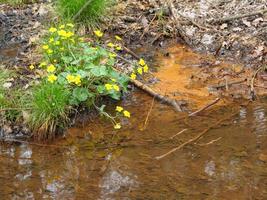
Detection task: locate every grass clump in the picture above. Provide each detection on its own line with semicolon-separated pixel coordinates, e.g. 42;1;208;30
56;0;112;24
28;82;71;140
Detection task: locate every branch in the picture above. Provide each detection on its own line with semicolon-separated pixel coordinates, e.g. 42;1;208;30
211;8;267;24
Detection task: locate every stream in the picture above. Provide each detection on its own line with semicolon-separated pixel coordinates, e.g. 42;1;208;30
0;45;267;199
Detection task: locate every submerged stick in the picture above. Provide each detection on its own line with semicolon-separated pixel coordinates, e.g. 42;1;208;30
155;111;238;160
142;97;155;130
189;98;220;117
169;129;187;139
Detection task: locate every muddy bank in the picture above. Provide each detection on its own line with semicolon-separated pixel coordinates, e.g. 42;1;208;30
108;0;266;66
0;1;52;66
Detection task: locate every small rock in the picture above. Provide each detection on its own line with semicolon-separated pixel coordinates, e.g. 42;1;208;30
2;82;12;88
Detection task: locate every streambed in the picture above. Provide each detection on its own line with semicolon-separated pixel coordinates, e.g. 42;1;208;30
0;44;267;199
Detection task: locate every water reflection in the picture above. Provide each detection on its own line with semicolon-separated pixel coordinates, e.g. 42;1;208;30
0;97;267;199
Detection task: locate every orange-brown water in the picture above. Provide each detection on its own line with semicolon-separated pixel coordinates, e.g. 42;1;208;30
0;45;267;199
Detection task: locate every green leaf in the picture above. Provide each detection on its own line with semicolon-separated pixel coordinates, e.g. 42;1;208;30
73;88;90;102
62;56;73;63
91;66;107;77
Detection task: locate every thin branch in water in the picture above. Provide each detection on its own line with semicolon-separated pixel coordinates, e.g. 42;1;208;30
169;129;187;140
197;137;222;146
155;111;238;160
189;98;220;117
142;97;155;130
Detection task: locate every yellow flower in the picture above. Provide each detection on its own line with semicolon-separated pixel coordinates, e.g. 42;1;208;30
53;59;57;63
66;23;74;27
47;74;57;83
79;37;84;42
109;53;117;59
123;110;131;118
60;47;65;51
65;31;74;38
59;25;65;29
139;58;146;66
94;30;103;38
39;62;46;67
111;78;116;82
66;74;75;83
42;45;49;50
143;64;149;73
29;64;34;70
105;83;113;91
116;106;123;112
74;75;81;85
113;84;120;91
115;45;122;51
55;41;60;46
58;30;67;37
47;64;56;73
49;27;57;33
130;73;136;80
114;123;121;129
107;42;115;48
47;49;53;54
115;35;122;41
49;38;54;43
137;67;143;75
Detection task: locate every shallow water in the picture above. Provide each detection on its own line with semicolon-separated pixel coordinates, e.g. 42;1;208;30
0;46;267;199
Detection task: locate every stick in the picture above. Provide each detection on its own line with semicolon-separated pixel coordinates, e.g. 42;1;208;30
73;0;93;21
250;66;263;100
131;78;182;112
123;46;140;60
189;98;220;117
169;129;187;139
155;111;238;160
197;137;222;146
211;9;267;24
210;79;247;89
142;97;155;130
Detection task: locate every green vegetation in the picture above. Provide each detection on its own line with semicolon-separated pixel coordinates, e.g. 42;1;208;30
57;0;112;24
28;82;71;140
0;23;150;140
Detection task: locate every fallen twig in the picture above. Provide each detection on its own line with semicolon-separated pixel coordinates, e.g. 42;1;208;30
131;78;182;112
197;137;222;146
211;8;267;24
155;111;238;160
210;79;247;89
250;66;264;100
189;98;220;117
169;129;187;140
142;97;155;130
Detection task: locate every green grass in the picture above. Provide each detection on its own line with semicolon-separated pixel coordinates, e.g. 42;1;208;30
56;0;113;24
28;82;71;140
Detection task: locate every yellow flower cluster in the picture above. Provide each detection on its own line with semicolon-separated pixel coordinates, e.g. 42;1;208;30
115;106;131;118
66;74;82;86
105;83;120;92
130;58;149;80
48;74;57;83
94;30;103;38
47;64;56;73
